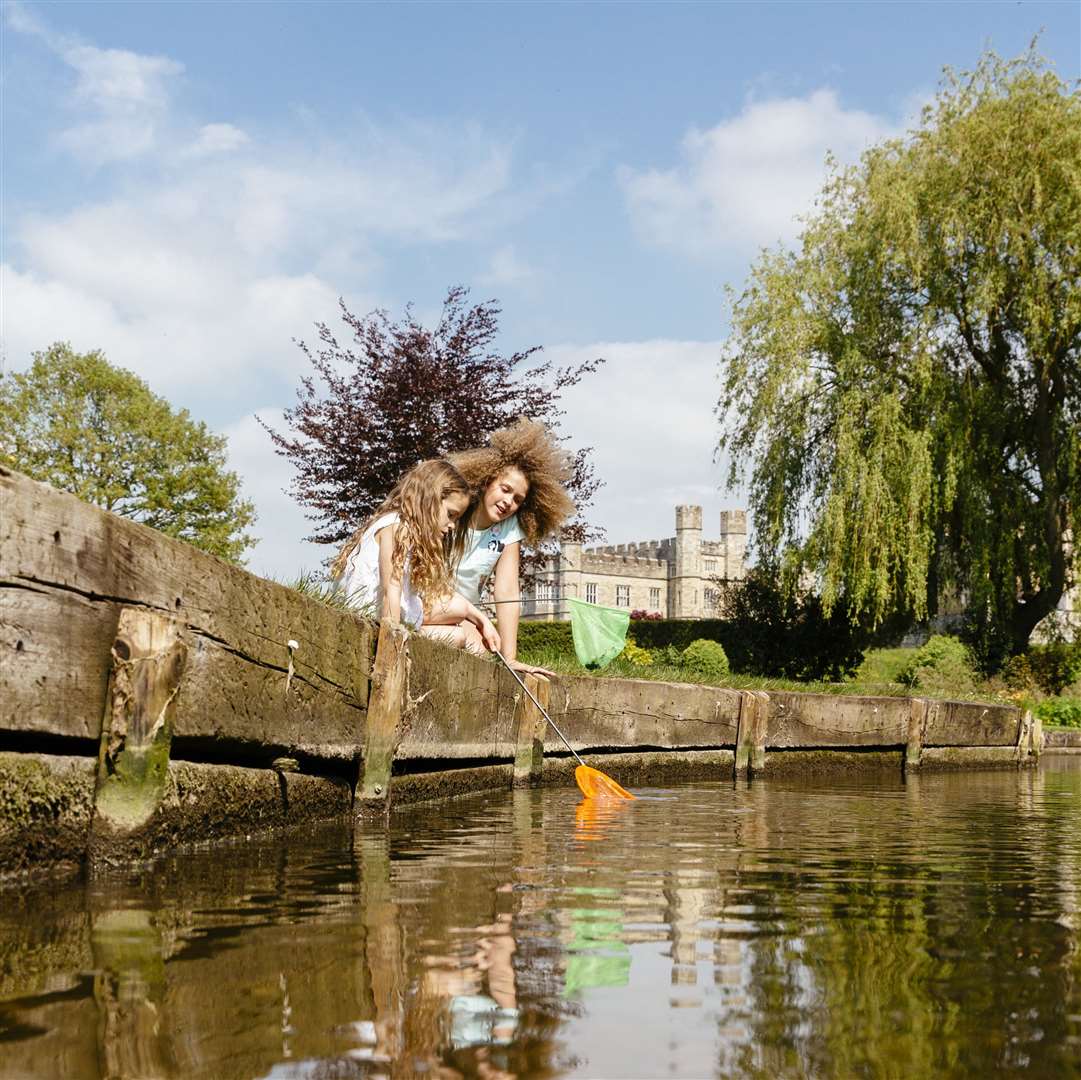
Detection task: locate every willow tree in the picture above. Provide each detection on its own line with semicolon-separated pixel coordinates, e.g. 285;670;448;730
719;48;1080;664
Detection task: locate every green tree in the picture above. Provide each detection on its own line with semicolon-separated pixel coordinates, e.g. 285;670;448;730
719;47;1080;665
0;343;256;563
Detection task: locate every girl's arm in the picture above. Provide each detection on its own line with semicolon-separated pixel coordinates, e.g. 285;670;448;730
426;592;501;653
376;524;403;622
493;542;555;677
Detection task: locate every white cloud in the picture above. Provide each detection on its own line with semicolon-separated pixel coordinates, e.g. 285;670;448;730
224;411;329;578
185;122;251;158
9;3;186;166
546;339;740;548
2;10;528;581
621;89;897;255
479;245;536;287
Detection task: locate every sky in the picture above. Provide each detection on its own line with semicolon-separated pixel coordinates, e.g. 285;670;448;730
3;0;1078;578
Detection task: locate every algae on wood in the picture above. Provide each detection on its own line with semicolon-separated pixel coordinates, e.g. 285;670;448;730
358;620;408;811
90;607;187;856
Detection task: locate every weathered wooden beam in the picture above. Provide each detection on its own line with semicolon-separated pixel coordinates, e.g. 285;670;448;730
766;692;909;747
923;700;1020;746
357;620;409;812
735;691;755;777
513;673;549;786
2;466;372;755
89;607;187;863
401;633;518;759
552;678;742;752
1028;710;1043;759
749;690;769;773
906;698;928;771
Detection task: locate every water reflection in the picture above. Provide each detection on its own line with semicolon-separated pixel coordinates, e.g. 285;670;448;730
0;761;1077;1077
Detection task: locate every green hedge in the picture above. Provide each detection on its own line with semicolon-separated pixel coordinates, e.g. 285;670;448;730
517;621;574;654
517;618;734;659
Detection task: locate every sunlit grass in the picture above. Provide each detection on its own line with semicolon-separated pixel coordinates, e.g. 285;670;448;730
518;643;1016;703
277;571;376;617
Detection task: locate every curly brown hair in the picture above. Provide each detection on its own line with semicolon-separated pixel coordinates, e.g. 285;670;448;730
449;418;575;544
330;459;472;605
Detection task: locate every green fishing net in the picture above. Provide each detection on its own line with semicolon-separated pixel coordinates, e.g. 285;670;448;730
567;597;630;669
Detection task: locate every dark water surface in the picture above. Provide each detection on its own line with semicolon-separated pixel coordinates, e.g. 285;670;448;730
1;761;1079;1079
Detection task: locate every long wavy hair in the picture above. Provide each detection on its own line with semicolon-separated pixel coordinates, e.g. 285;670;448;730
331;459;472;604
448;418;575;544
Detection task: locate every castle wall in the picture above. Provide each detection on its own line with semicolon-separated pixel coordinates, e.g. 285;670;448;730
525;505;748;621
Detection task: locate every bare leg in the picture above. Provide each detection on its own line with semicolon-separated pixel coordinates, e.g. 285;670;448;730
458;621;487;656
420;624;466;648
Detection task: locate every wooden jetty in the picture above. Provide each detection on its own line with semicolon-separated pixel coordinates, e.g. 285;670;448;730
0;467;1042;880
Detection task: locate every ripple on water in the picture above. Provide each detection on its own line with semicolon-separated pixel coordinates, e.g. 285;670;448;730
0;761;1079;1078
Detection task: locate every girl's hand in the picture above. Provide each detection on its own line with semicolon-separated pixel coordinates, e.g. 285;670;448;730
478;615;501;654
509;659;556;679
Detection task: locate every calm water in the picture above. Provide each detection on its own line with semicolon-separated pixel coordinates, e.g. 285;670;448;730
1;761;1079;1079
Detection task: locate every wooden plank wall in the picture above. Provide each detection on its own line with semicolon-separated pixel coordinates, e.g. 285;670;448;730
1;468;371;761
2;467;1027;774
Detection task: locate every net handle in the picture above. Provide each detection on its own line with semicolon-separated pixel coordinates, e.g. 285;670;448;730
495;651;587;769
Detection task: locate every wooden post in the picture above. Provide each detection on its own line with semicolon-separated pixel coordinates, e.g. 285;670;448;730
734;691;754;777
906;697;927;772
749;690;769;774
512;673;549;786
736;691;768;776
1026;709;1043;762
357;832;404;1062
1015;708;1032;765
91;908;169;1078
89;607;187;863
357;620;408;813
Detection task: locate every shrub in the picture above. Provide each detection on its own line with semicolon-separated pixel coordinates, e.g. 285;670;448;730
619;638;653;666
630;609;663;620
898;635;979;695
682;639;730;682
719;568;866;681
1035;697;1081;729
1003;643;1081;696
650;644;685;668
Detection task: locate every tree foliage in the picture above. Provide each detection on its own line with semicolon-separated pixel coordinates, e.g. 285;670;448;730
719;47;1080;663
262;286;604;548
0;343;256;563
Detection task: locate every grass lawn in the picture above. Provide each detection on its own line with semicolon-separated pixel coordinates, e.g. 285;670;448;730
515;642;1039;709
518;643;925;697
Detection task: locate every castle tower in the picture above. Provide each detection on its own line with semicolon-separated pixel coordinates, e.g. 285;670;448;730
558;532;583;609
718;510;747;580
671;505;702;618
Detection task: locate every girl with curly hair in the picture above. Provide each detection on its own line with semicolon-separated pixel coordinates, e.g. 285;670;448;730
331;459;500;653
449;418;576;674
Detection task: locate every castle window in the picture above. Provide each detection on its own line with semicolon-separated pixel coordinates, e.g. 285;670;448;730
585;582;597;604
616;585;630;607
705;587;719;609
649;587;660;609
704;559;717;575
536;580;553;601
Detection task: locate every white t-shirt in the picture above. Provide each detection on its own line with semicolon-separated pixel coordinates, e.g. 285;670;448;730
337;512;424;628
455;514;525;605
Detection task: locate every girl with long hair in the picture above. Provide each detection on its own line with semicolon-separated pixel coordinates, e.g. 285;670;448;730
332;459;499;652
449;418;576;674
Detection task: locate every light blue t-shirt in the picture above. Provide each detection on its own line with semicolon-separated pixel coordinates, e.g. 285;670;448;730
455;515;525;604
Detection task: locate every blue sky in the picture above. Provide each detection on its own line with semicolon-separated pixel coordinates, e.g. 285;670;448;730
3;1;1078;576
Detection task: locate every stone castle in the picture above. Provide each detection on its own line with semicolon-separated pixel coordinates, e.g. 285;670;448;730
524;505;747;621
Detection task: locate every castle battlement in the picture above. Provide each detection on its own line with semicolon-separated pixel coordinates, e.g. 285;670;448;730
526;506;748;620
